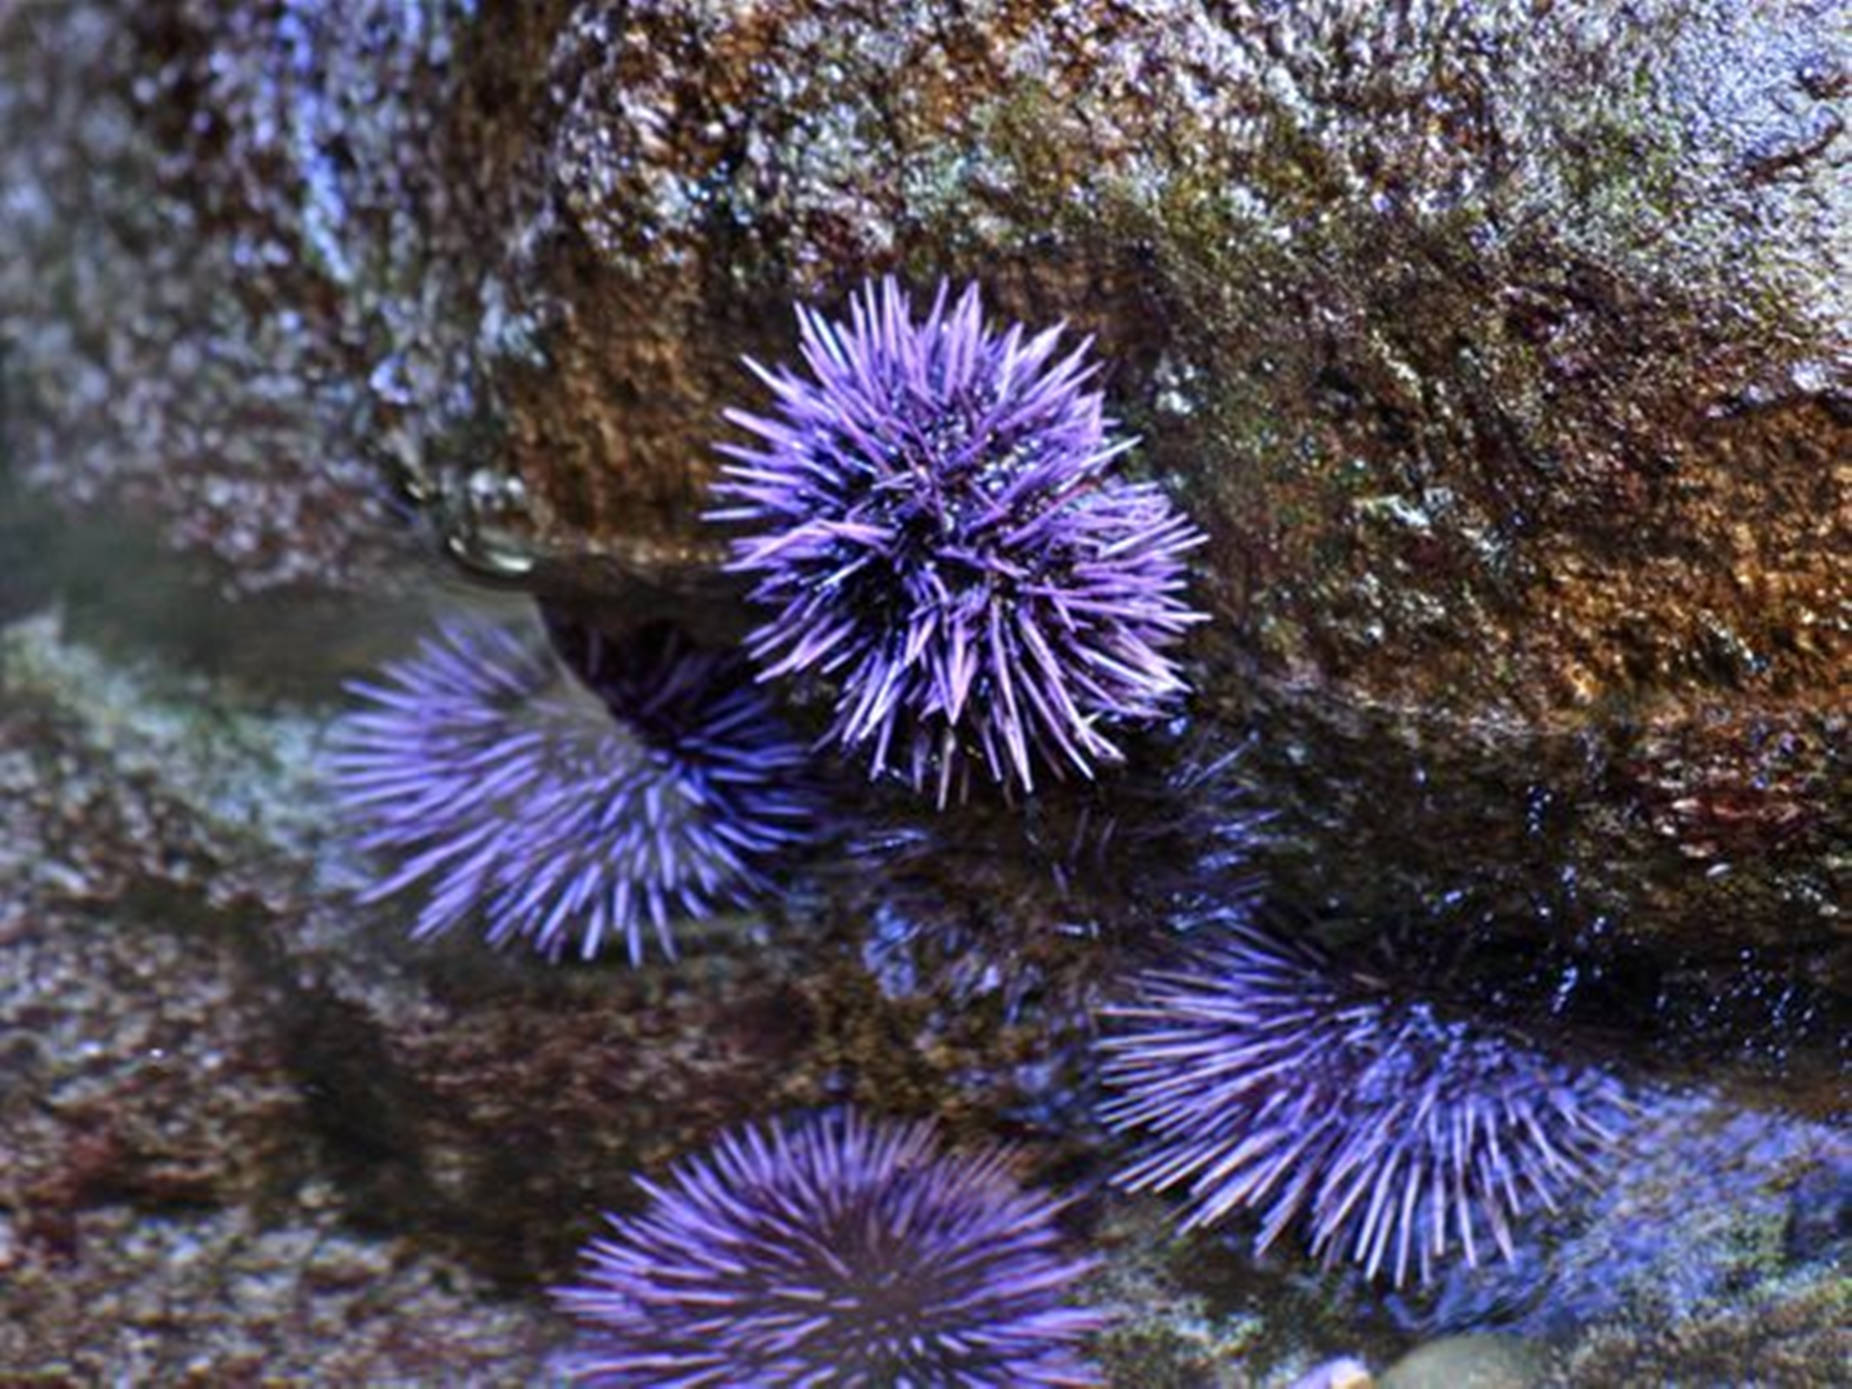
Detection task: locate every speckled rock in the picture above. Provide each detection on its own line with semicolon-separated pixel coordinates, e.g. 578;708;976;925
13;2;1843;704
3;2;1848;1384
482;0;1848;724
0;597;1077;1375
361;0;1852;982
7;0;1846;972
0;611;558;1378
526;0;1845;1023
1549;1274;1850;1389
0;1;542;595
0;1192;554;1382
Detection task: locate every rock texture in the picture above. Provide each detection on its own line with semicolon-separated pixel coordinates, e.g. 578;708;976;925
509;0;1850;720
2;0;1847;1383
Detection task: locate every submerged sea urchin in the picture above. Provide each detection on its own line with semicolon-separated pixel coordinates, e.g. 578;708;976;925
853;729;1267;1058
1099;920;1630;1287
711;277;1205;802
553;1110;1103;1386
328;614;815;963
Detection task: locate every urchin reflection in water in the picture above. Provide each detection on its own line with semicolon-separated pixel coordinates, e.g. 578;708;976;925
1100;919;1632;1287
552;1110;1104;1386
327;615;817;963
711;277;1206;803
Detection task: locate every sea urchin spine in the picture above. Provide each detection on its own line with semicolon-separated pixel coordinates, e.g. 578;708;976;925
1099;919;1630;1286
552;1109;1104;1386
710;277;1206;803
328;614;816;964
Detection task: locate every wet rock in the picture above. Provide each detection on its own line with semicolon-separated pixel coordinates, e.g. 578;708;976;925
1087;1203;1332;1389
7;1;1845;975
0;611;496;1361
1291;1356;1375;1389
2;2;1846;1383
0;1;539;596
1381;1334;1544;1389
0;1192;554;1381
471;0;1846;731
16;1;1839;716
1215;688;1849;1090
1781;1155;1852;1264
400;0;1852;984
541;1;1840;1016
0;594;1083;1373
1548;1274;1850;1389
1394;1091;1852;1386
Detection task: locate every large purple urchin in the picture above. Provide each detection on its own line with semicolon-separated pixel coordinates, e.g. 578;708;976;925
552;1110;1104;1387
327;614;816;964
1099;920;1631;1287
709;277;1206;803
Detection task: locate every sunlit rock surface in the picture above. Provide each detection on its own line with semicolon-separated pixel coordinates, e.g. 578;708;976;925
1;1;1845;1383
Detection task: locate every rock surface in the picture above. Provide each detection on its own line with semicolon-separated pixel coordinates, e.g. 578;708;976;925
1;0;1846;1383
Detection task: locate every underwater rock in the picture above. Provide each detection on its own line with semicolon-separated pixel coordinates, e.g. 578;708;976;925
0;1193;552;1380
2;2;1845;1384
1380;1334;1545;1389
1547;1274;1849;1389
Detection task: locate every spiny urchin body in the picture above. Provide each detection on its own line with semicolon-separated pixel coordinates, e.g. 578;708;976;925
1013;731;1265;903
1099;919;1631;1287
553;1110;1104;1387
854;730;1266;1049
864;727;1263;910
328;614;816;964
710;277;1206;803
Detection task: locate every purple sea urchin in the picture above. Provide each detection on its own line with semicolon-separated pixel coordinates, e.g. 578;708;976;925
1100;919;1630;1287
854;729;1266;1059
328;614;816;964
552;1110;1104;1387
710;277;1206;802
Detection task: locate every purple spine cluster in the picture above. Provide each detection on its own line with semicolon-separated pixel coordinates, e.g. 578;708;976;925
1099;920;1630;1286
711;277;1205;803
328;616;815;964
553;1110;1104;1386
